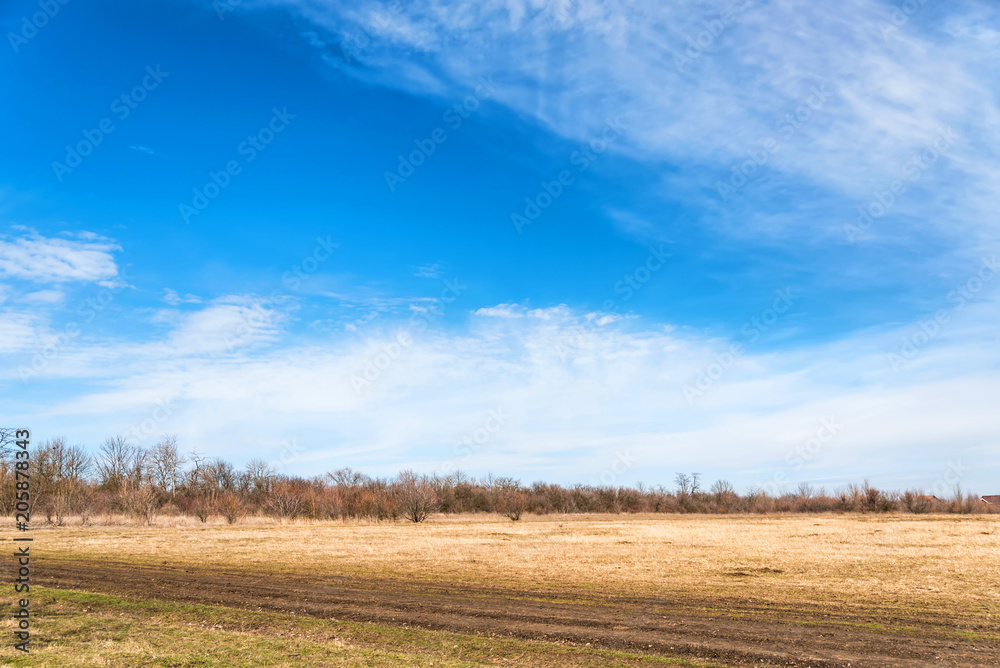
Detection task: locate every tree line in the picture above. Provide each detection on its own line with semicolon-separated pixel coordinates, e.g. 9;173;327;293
0;432;994;525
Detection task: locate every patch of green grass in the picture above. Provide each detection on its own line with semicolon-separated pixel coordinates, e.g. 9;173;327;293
785;618;1000;642
0;588;741;668
955;630;1000;642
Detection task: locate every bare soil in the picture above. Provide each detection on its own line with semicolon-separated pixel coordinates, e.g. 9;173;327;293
37;557;999;667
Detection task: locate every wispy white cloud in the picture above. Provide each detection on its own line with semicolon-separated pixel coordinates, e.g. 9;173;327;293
413;262;443;279
7;294;999;491
163;288;202;306
475;303;528;318
0;230;121;285
150;295;289;356
0;310;40;354
249;0;999;251
320;288;447;331
21;289;65;305
475;304;574;320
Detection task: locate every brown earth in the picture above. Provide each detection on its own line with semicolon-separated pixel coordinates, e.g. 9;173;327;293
37;557;999;668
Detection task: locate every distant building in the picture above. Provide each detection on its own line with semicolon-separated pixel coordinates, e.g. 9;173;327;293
981;495;1000;504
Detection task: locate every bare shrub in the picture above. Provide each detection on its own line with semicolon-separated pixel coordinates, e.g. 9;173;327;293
194;502;211;523
745;487;772;513
158;502;182;517
397;470;435;523
266;480;305;523
710;479;738;513
7;431;999;524
902;491;931;514
497;490;527;521
487;476;526;520
947;486;980;514
124;486;160;526
77;488;95;526
217;491;246;525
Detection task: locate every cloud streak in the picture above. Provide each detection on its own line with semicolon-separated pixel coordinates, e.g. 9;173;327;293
0;230;121;285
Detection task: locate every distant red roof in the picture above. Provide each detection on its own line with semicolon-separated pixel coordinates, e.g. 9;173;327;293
981;495;1000;504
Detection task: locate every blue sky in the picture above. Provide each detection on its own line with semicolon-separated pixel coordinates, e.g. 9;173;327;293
2;0;998;494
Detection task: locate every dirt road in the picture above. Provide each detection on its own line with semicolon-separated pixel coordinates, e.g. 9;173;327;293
36;557;999;667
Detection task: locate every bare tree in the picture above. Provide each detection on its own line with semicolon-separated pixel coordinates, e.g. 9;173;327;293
711;479;735;496
0;427;16;461
185;454;234;504
328;467;366;488
126;445;148;492
674;472;692;495
77;486;95;525
96;436;133;492
188;449;206;475
203;458;235;500
149;435;186;500
243;458;275;504
96;436;156;522
35;438;92;524
0;428;18;516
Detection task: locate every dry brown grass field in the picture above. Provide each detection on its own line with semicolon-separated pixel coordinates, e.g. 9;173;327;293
3;513;999;667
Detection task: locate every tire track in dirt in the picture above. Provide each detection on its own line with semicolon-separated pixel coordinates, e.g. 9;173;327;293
36;558;1000;667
